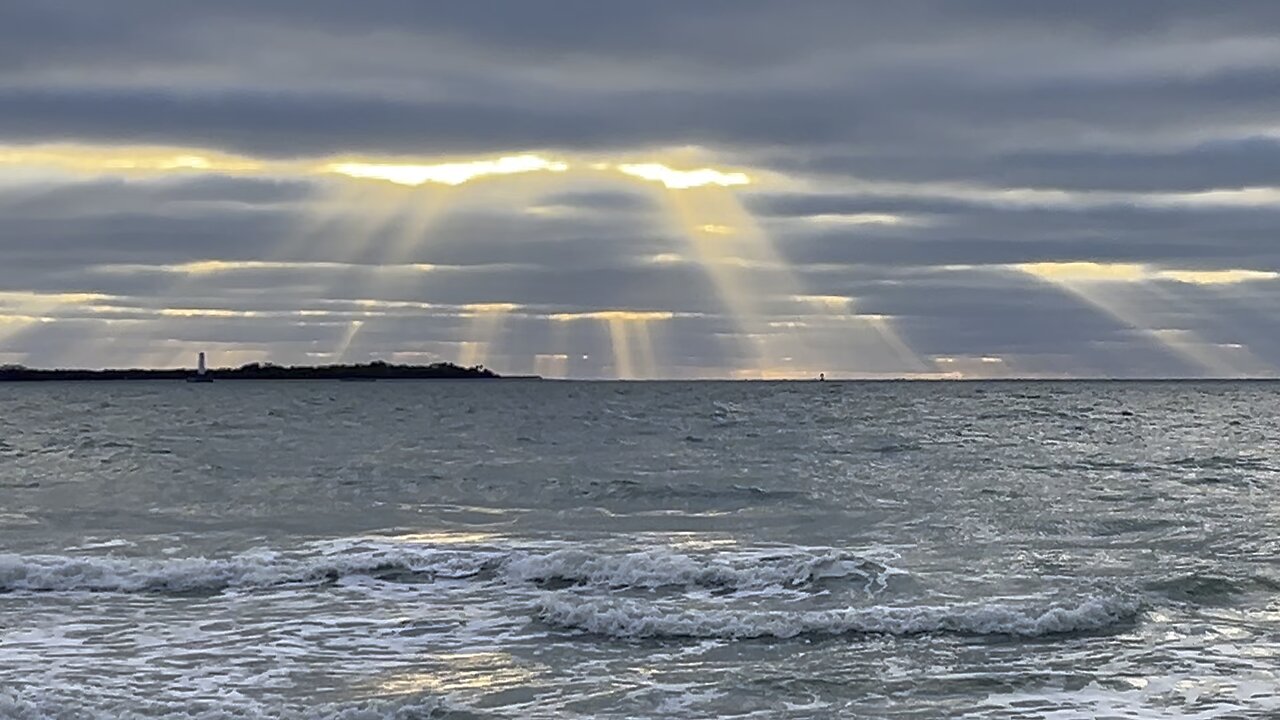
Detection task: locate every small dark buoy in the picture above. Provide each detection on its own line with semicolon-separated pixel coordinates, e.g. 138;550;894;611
818;373;825;382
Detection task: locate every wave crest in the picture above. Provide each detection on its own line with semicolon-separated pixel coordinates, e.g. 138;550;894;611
0;544;887;595
537;594;1142;639
0;548;498;594
504;547;881;591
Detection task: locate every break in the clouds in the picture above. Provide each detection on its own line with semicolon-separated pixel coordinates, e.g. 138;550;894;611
2;1;1280;378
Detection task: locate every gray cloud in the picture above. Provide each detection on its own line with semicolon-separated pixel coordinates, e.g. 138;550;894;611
3;3;1280;375
758;137;1280;194
5;2;1280;158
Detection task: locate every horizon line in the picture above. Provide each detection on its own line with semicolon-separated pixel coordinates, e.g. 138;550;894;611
2;367;1279;383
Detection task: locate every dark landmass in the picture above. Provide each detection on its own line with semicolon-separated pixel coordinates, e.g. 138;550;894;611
0;361;529;382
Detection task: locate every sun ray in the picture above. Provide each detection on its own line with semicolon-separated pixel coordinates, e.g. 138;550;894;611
548;311;672;379
382;185;465;263
605;317;636;379
0;144;1010;377
456;303;519;370
533;353;568;378
549;317;572;378
863;314;930;373
1021;271;1267;377
288;181;419;263
633;318;658;379
651;185;809;376
285;157;578;366
789;294;928;375
1141;283;1275;375
0;315;41;353
456;341;483;369
334;319;366;361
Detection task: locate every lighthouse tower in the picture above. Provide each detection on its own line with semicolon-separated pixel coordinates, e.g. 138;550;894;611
188;351;213;383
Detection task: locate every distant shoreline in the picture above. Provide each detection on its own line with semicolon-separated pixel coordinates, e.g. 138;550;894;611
0;361;534;382
0;366;1274;383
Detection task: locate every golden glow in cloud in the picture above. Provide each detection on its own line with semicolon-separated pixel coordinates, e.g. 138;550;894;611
7;141;1280;215
0;291;113;307
1017;262;1149;283
462;302;523;316
348;299;437;311
930;355;1009;379
0;292;117;351
1157;269;1280;285
697;223;735;235
96;260;438;275
0;144;264;175
0;312;53;353
0;143;745;193
935;355;1005;365
804;213;913;226
322;154;754;191
158;308;258;318
325;155;568;186
615;163;750;189
646;252;686;265
793;294;853;312
1018;262;1280;286
548;310;675;322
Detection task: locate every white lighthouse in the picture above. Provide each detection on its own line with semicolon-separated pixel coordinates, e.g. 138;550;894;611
188;351;213;383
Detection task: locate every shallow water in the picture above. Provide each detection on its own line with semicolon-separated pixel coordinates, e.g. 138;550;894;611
1;380;1278;718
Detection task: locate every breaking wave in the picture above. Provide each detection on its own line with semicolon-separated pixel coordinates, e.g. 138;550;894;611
504;547;885;591
0;547;501;594
537;594;1143;639
0;544;889;595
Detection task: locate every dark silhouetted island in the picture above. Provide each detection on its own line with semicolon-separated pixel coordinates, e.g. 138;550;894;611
0;361;535;382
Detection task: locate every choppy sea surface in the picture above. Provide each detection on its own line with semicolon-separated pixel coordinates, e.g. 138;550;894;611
1;380;1278;719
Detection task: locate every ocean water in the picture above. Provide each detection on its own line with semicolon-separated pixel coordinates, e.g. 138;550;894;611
0;380;1277;719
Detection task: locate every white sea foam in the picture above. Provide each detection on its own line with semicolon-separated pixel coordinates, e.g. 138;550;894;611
537;594;1143;639
977;678;1280;720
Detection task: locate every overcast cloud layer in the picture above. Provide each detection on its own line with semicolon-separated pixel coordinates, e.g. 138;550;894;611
2;1;1279;377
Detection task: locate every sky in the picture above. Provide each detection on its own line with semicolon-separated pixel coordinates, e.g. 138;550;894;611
2;1;1280;379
